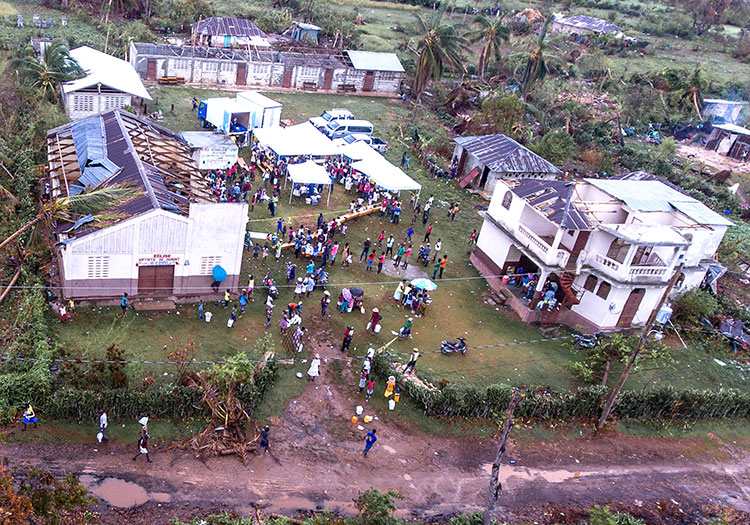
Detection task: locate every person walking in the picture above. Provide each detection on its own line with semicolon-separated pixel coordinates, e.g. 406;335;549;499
341;326;354;353
367;308;382;334
366;251;376;272
365;377;375;401
394;244;405;266
118;292;129;317
320;291;331;318
265;303;274;329
97;410;108;443
432;259;441;280
198;301;204;320
307;354;321;382
359;238;371;263
59;303;68;323
358;369;368;393
439;254;448;279
402;348;420;374
377;252;386;274
469;229;477;245
133;426;152;462
363;428;377;457
294;277;304;299
402;245;412;269
22;403;38;431
260;425;270;454
223;289;231;308
423;223;433;243
450;203;460;221
432;239;442;262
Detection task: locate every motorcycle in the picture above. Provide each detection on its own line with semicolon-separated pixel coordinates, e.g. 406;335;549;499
441;337;467;355
573;332;602;349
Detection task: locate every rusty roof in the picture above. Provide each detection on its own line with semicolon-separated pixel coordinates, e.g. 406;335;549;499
509;179;591;230
454;134;562;175
191;17;267;38
47;110;212;237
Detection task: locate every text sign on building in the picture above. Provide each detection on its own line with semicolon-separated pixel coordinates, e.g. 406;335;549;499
137;254;180;266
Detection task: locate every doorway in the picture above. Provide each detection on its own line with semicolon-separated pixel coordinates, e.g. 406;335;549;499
617;288;645;328
138;265;174;295
282;67;293;88
323;69;334;90
479;166;491;188
236;63;247;86
146;60;156;81
363;71;375;92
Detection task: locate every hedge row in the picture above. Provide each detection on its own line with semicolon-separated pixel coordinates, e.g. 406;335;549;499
373;356;750;421
35;359;279;422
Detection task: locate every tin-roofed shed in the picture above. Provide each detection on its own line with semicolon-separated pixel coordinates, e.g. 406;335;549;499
453;134;562;194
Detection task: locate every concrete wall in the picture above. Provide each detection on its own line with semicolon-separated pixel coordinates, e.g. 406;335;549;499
60;204;248;300
64;91;132;120
570;277;663;329
130;45;403;94
476;217;516;272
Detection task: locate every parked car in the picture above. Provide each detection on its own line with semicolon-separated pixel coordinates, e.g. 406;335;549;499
324;119;374;139
310;109;354;130
332;133;388;153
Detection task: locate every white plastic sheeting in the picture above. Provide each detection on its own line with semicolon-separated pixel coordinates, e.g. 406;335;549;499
340;142;421;192
287;160;331;185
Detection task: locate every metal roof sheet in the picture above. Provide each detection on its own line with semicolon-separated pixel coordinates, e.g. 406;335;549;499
510;179;591;230
713;123;750;135
191;17;267;38
71;118;120;187
454;134;562;175
555;14;621;33
63;46;151;100
345;50;405;72
180;131;237;149
587;179;734;226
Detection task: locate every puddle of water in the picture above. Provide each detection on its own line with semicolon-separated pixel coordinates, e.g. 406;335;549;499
88;478;149;508
79;476;171;508
481;463;582;484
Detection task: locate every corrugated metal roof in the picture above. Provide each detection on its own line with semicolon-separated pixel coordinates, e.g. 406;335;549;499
713;123;750;135
510;179;591;230
587;178;733;226
345;50;405;72
191;17;267;38
454;134;562;175
180;131;237;149
555;15;620;33
63;46;151;100
71;118;120;188
295;22;322;31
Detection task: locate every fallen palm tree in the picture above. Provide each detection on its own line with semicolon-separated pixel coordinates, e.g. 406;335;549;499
172;346;278;464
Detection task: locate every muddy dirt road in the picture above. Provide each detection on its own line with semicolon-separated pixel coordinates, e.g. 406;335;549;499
2;324;750;523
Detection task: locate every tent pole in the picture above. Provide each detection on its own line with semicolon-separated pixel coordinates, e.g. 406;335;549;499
289;185;293;204
327;183;331;206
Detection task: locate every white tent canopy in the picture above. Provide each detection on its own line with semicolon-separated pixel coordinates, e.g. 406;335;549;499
254;122;340;156
287;160;332;205
288;160;331;185
340;142;421;193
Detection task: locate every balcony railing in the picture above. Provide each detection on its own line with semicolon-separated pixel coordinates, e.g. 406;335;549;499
589;252;669;282
518;224;549;254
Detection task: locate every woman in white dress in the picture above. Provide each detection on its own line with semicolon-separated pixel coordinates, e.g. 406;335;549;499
307;354;321;382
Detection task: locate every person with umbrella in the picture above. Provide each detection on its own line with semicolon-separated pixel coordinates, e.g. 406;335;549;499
340;288;353;313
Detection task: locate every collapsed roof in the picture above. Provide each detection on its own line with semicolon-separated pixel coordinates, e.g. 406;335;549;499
554;14;621;33
47;110;214;236
507;179;591;230
191;17;268;38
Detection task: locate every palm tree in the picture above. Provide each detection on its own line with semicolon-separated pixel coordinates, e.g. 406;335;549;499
518;17;552;101
676;66;706;121
412;11;469;103
11;40;84;102
466;15;510;80
0;184;142;255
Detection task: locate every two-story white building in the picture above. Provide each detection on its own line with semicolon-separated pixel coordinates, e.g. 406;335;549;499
471;172;732;331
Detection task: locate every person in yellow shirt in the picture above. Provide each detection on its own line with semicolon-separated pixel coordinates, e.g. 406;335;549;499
384;376;396;397
22;403;38;431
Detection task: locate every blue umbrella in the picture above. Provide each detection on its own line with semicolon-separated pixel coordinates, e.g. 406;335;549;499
212;265;227;282
411;278;437;291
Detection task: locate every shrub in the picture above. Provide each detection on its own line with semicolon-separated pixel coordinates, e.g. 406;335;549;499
673;289;719;325
531;129;577;164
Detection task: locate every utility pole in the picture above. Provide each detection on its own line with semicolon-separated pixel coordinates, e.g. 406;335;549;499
597;263;684;432
483;390;520;525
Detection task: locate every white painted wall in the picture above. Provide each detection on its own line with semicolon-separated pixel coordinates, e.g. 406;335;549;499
476;218;516;270
64;91;132;120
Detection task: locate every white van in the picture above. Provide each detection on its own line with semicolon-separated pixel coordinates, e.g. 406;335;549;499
310;109;354;130
325;119;374;139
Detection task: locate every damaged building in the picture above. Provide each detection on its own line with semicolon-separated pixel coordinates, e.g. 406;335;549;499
129;42;404;95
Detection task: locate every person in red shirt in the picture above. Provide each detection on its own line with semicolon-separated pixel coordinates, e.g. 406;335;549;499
377;252;386;274
402;245;412;269
424;223;433;243
366;251;377;272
